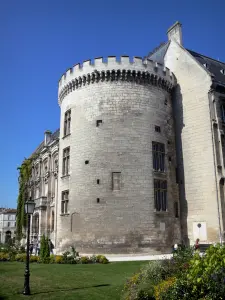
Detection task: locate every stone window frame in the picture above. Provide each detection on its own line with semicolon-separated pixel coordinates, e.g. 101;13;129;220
64;109;71;137
152;142;165;172
62;147;70;176
61;190;69;214
154;179;167;212
112;172;121;191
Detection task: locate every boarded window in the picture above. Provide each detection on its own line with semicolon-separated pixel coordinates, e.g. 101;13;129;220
112;172;121;191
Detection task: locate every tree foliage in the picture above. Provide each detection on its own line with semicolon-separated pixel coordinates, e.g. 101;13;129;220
16;154;38;240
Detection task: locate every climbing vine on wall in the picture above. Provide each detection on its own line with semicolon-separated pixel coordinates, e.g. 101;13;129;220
16;154;38;240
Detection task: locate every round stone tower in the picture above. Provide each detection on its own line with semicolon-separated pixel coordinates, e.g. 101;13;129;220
56;56;180;255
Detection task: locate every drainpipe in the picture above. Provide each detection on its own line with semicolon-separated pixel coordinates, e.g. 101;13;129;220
208;89;222;245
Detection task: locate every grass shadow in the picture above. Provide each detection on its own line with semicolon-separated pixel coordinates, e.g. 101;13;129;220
20;284;111;296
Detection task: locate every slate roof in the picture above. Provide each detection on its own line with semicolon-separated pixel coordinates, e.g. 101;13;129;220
31;128;60;157
187;49;225;87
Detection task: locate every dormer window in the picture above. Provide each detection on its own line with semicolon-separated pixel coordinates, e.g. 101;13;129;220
220;69;225;75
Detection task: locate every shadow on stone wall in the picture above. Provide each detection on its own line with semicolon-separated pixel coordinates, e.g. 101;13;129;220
172;85;189;246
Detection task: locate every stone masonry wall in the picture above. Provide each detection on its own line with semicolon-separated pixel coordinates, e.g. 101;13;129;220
164;41;221;245
56;57;180;254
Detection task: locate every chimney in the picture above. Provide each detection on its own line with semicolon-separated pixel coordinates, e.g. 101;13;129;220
44;130;52;146
167;21;182;45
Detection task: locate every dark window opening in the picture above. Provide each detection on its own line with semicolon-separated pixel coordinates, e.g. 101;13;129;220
155;125;161;133
168;156;172;162
85;160;89;165
221;102;225;122
97;179;100;184
154;179;167;211
96;120;102;127
168;141;170;145
152;142;165;172
97;198;100;203
164;99;168;105
174;202;179;218
176;168;179;184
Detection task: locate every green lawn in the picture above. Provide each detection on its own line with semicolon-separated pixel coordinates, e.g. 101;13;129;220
0;261;145;300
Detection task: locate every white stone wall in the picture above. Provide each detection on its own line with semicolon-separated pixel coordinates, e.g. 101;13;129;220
56;58;180;254
164;41;220;244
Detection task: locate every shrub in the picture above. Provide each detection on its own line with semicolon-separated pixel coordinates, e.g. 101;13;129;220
154;277;176;300
80;256;90;264
96;255;109;264
15;253;26;262
40;235;50;263
29;255;39;263
0;252;10;261
55;255;63;264
90;255;98;263
164;244;225;299
49;254;55;264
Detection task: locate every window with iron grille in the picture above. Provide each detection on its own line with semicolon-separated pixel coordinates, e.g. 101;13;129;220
154;179;167;211
61;190;69;214
152;142;165;172
64;110;71;136
62;147;70;176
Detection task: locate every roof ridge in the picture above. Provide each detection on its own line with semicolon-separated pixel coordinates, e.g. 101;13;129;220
187;48;225;66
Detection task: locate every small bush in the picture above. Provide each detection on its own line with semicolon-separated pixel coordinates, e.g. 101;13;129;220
96;255;109;264
40;235;50;263
80;256;90;264
0;252;10;261
154;277;176;300
90;255;98;263
29;255;39;263
49;254;55;264
55;255;63;264
15;253;26;262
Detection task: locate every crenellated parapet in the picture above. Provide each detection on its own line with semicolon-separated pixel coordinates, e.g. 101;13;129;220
58;56;176;105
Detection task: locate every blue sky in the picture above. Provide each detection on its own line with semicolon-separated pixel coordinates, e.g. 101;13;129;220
0;0;225;208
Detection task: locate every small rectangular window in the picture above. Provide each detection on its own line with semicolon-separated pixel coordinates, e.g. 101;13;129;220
64;109;71;136
174;202;179;218
62;147;70;176
61;190;69;214
8;222;10;227
175;168;179;183
152;142;165;172
97;179;100;184
96;120;102;127
154;179;167;211
155;125;161;133
112;172;121;191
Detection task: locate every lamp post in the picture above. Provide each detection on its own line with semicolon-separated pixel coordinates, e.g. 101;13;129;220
23;200;35;296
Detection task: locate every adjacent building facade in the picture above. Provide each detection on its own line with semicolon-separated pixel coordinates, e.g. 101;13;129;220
24;22;225;254
0;208;17;244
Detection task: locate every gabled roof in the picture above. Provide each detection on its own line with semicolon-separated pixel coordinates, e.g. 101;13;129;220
31;128;60;157
187;49;225;87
